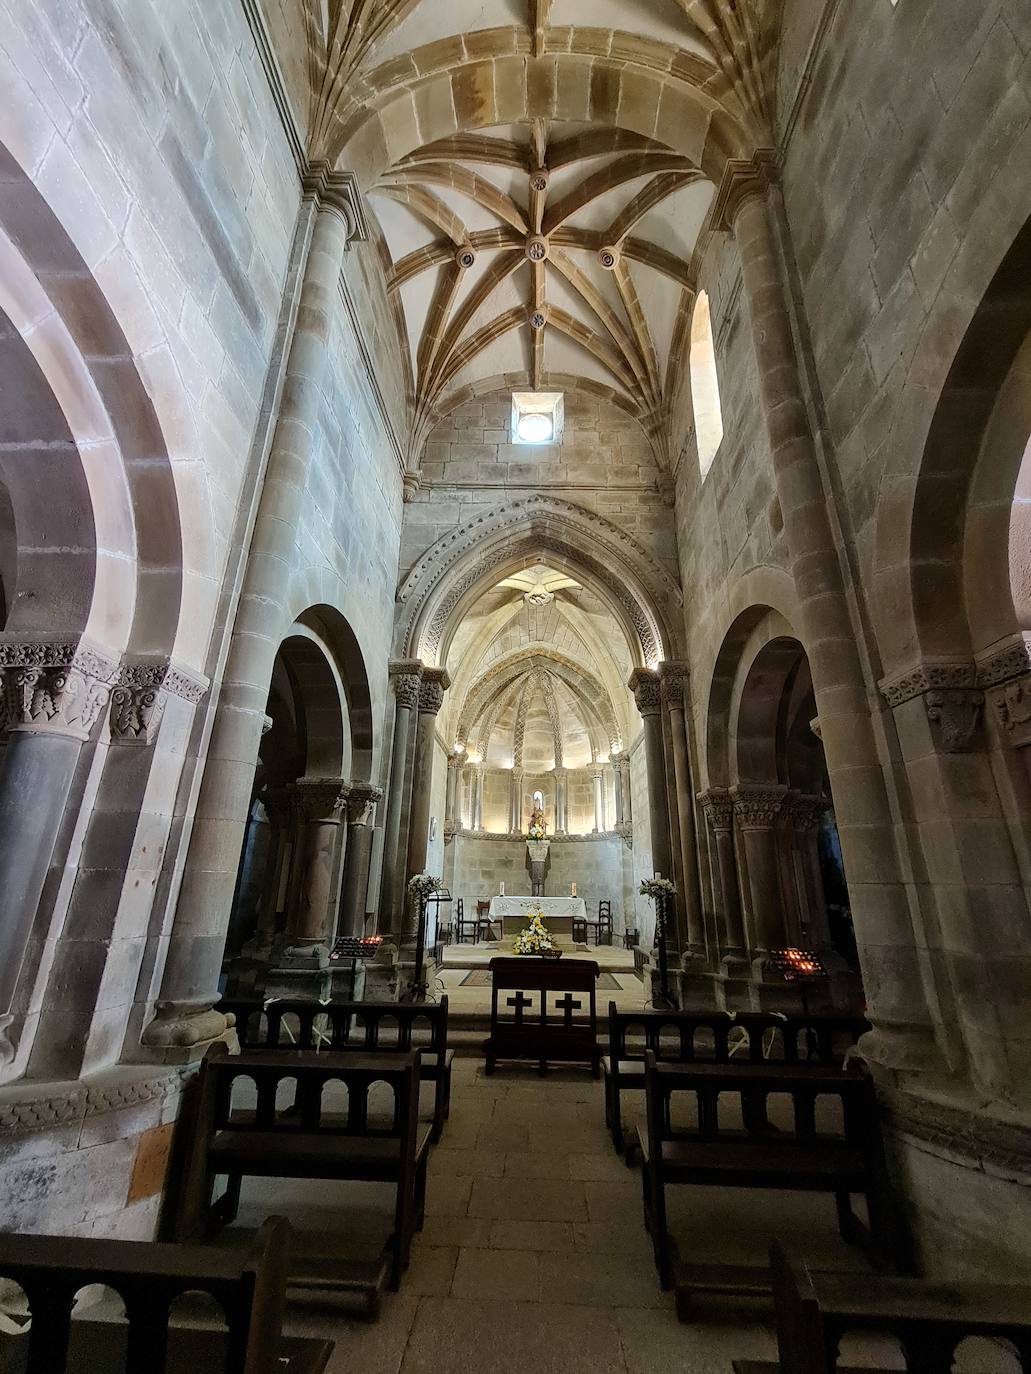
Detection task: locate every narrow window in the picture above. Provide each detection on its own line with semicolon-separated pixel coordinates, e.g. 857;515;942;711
690;291;724;477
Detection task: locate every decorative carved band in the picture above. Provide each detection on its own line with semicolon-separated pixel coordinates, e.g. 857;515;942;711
628;668;662;717
0;1067;184;1139
880;660;983;753
789;793;829;831
879;659;975;708
975;634;1031;688
710;148;780;232
109;659;208;745
301;159;369;243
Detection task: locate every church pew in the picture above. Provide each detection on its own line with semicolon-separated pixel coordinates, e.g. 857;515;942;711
218;995;453;1141
637;1055;907;1303
0;1216;332;1373
604;1007;869;1155
484;956;601;1075
732;1242;1031;1374
170;1044;431;1302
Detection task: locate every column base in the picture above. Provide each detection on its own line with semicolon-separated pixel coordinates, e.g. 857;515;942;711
675;967;722;1012
139;1001;237;1064
362;943;400;1000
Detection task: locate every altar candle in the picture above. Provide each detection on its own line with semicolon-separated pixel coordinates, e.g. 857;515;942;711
571;882;577;896
500;882;505;896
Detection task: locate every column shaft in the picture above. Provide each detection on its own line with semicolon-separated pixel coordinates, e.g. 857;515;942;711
630;671;672;880
378;663;421;937
339;783;381;938
661;665;704;956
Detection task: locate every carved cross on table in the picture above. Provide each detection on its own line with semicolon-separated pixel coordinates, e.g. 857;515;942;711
505;990;534;1026
555;992;583;1028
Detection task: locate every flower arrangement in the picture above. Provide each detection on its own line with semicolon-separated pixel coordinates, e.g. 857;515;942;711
513;911;556;955
408;872;441;900
526;801;547;840
639;876;676;900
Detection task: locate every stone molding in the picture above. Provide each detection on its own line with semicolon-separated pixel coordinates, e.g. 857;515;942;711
710;148;780;232
0;1067;185;1139
0;637;120;740
731;784;788;829
301;159;369;244
975;634;1031;688
109;658;208;745
699;787;734;833
628;667;662;717
879;659;976;707
389;658;423;710
453;829;623;844
418;667;450;714
879;1084;1031;1185
344;780;382;826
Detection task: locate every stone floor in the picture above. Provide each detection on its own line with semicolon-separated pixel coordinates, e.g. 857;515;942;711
229;1055;910;1374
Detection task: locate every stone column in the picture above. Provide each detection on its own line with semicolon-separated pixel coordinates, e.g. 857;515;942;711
591;765;605;833
628;669;672;881
405;668;449;886
243;786;292;958
144;173;362;1054
445;751;461;832
378;661;422;937
612;753;626;825
471;763;484;831
338;781;381;938
714;154;939;1071
699;789;748;969
509;768;524;835
788;793;848;966
285;777;348;961
660;663;705;959
0;639;118;1069
553;767;567;834
731;785;788;972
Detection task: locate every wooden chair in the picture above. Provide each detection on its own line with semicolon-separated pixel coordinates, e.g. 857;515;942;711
596;900;613;945
170;1045;432;1297
731;1243;1031;1374
603;1007;869;1155
219;996;453;1141
454;898;478;944
485;957;601;1075
623;926;639;950
637;1055;905;1301
0;1216;332;1372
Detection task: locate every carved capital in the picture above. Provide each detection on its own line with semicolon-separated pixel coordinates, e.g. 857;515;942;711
0;637;120;740
402;472;421;503
990;673;1031;749
344;780;382;826
418;666;450;714
260;786;293;830
290;776;348;821
731;784;788;829
301;159;368;244
614;821;634;850
789;793;829;832
659;660;690;710
699;787;734;833
628;667;662;717
710;148;779;232
925;688;984;753
389;658;423;710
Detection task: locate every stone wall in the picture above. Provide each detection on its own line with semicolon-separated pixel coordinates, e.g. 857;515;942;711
448;834;633;934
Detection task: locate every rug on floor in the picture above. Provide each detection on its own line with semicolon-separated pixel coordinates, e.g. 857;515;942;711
460;968;623;990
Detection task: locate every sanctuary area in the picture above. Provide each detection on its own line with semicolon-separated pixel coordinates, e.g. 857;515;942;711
0;1;1030;1370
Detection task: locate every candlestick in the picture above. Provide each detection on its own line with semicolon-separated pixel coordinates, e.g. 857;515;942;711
571;882;577;896
500;881;505;896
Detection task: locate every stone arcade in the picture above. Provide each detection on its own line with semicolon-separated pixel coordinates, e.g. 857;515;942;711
0;0;1030;1367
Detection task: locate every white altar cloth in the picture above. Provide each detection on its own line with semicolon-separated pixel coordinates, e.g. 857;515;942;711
488;896;587;942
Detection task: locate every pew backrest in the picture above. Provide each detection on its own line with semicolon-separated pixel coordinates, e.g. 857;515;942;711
0;1216;290;1374
607;1006;868;1068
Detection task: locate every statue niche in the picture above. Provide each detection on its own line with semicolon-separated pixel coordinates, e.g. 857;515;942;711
525;789;550;897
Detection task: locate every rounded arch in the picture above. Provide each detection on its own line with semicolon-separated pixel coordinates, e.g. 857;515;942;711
277;626;349;780
396;495;682;669
874;194;1031;674
0;139;183;660
732;635;820;791
336;49;749;190
293;606;375;783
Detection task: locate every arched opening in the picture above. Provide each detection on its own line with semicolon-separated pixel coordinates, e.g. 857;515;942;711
690;291;724;477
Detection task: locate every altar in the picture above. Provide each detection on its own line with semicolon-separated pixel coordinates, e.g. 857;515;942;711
487;896;587;942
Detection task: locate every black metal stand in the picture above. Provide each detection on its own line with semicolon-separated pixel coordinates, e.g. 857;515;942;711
406;894;429;1002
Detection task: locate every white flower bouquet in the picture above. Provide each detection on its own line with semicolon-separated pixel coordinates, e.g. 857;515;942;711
639;876;676;900
408;872;441;900
513;911;556;955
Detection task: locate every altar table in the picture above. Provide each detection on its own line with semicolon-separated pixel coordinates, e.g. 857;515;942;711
487;896;588;942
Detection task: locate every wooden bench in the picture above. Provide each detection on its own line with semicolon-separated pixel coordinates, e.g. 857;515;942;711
733;1243;1031;1374
604;1009;869;1155
219;995;453;1141
0;1216;331;1372
637;1056;905;1303
485;957;601;1075
170;1045;432;1304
